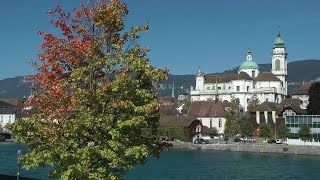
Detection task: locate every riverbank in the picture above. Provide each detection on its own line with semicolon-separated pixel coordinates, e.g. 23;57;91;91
171;141;320;155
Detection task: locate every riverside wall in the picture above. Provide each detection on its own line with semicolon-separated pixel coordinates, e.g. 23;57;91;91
171;142;320;156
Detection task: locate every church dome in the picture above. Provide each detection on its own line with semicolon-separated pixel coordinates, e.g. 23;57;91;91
239;49;259;70
274;33;284;47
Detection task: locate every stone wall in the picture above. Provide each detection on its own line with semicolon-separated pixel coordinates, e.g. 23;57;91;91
171;142;320;155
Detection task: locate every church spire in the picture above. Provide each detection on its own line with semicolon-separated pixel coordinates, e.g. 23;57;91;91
246;49;252;61
274;31;284;48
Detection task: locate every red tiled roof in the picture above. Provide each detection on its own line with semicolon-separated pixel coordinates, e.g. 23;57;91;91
188;101;225;117
0;98;23;107
292;83;311;95
205;74;238;83
252;101;282;114
280;98;306;114
159;115;199;127
202;126;214;134
254;72;281;82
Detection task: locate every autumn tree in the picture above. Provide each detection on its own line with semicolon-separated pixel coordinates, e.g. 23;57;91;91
307;82;320;115
298;123;312;141
11;1;167;179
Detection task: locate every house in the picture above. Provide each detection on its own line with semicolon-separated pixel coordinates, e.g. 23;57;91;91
159;115;202;142
248;98;307;134
248;101;283;133
291;83;311;109
280;98;307;117
187;101;226;135
0;98;24;130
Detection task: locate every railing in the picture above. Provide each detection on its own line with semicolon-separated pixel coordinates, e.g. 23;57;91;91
285;138;320;146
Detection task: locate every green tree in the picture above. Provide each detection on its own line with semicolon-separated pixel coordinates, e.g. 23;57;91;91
298;123;312;141
246;95;260;113
239;116;254;137
277;124;290;139
181;100;190;114
224;109;240;139
211;127;218;137
307;82;320;115
11;1;167;179
260;123;273;138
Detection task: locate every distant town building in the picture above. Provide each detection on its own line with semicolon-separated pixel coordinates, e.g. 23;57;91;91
291;83;311;109
0;98;23;130
187;101;228;135
190;33;288;111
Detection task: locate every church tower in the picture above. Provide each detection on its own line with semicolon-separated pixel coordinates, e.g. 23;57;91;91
272;32;288;96
195;68;204;91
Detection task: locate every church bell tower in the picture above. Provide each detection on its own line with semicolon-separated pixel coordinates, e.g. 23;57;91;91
272;32;288;96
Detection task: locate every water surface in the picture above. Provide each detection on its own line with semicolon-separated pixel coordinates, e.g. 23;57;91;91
1;143;320;179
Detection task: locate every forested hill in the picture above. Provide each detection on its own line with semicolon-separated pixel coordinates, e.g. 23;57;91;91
0;59;320;98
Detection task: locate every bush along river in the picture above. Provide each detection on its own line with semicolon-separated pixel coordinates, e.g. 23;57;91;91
1;142;320;179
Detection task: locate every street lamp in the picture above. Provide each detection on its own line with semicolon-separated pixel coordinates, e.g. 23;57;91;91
17;150;21;180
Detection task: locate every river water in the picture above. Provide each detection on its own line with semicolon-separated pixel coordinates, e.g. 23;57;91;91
1;142;320;179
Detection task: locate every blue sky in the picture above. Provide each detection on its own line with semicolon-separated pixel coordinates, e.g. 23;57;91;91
1;0;320;79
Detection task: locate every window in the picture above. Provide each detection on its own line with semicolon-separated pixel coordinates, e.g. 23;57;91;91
210;119;212;128
247;86;249;92
247;98;249;103
218;119;222;128
266;98;269;102
218;87;221;90
9;116;11;123
207;87;210;90
236;86;240;91
252;71;255;77
275;59;280;71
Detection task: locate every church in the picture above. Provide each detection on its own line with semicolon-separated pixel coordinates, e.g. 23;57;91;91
190;33;288;111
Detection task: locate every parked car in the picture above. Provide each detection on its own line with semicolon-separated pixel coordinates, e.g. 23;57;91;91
234;137;241;142
194;138;208;144
276;139;282;144
267;139;276;144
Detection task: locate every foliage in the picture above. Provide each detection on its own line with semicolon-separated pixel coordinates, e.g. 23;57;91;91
260;123;273;138
239;116;253;137
298;123;312;141
181;100;190;114
276;124;290;139
246;95;260;113
224;109;239;138
11;1;167;179
211;127;218;137
158;127;185;141
307;82;320;115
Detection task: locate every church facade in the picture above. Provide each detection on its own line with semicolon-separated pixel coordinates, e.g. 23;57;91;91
190;33;288;111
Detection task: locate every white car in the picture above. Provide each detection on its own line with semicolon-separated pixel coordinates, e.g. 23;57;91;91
276;139;282;144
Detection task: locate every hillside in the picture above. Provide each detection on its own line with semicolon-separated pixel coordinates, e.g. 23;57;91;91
0;60;319;98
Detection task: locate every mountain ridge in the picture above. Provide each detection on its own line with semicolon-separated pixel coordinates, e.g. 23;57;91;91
0;59;319;98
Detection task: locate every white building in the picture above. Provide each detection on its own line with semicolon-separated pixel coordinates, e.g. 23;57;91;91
190;33;288;111
187;101;227;134
291;83;311;109
0;99;23;130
